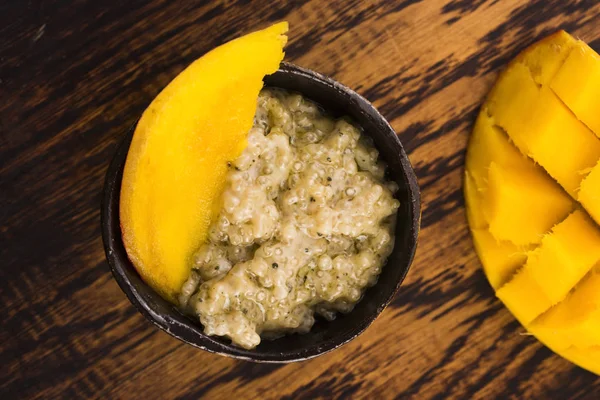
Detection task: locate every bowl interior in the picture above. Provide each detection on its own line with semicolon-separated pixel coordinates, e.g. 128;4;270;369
101;62;420;362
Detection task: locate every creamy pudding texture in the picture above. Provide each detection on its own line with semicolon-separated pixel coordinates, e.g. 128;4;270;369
179;89;400;349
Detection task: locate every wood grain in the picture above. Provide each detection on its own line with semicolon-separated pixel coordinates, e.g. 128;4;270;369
2;0;600;398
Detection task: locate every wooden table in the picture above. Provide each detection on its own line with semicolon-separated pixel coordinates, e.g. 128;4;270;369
3;0;600;398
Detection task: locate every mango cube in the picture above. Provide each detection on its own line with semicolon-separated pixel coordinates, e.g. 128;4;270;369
482;162;572;246
488;63;600;196
579;160;600;225
486;63;539;152
471;228;529;289
551;42;600;138
515;30;577;85
496;266;552;325
530;269;600;350
466;111;536;191
497;210;600;325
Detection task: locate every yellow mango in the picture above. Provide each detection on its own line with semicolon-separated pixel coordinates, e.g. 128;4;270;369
471;229;529;290
551;41;600;138
514;30;577;85
486;62;539;153
464;172;487;229
534;324;600;375
465;111;535;191
497;210;600;325
120;22;288;302
482;162;572;246
530;269;600;351
579;160;600;225
559;346;600;375
488;63;600;197
536;330;600;375
527;86;600;196
466;30;600;375
496;266;551;325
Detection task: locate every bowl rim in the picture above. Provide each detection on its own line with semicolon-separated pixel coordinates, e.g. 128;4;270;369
101;61;421;363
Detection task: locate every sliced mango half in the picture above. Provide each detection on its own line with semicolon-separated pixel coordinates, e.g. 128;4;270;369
465;30;600;375
120;22;288;302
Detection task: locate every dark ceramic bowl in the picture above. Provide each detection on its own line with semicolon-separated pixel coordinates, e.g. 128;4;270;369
101;62;420;362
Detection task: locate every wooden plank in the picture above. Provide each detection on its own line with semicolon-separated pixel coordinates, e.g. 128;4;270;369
2;0;600;398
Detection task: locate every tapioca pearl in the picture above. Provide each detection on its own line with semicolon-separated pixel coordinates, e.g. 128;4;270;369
224;195;240;213
256;290;267;302
287;173;300;188
280;223;296;244
343;154;358;175
372;230;391;253
345;187;356;197
300;151;311;162
286;93;303;110
356;250;376;269
348;288;362;302
338;223;352;236
230;233;244;246
314;211;334;235
194;245;213;265
317;255;333;271
366;185;383;201
261;244;274;257
386;181;399;194
292;161;303;171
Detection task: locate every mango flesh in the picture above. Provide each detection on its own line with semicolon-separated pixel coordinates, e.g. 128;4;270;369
465;30;600;375
487;63;600;197
465;168;532;289
579;160;600;225
550;41;600;138
464;172;486;229
471;228;529;290
464;112;543;287
496;210;600;325
120;22;288;302
555;346;600;375
465;112;536;191
514;30;577;86
482;162;572;246
530;269;600;351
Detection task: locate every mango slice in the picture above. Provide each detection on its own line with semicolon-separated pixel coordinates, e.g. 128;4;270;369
530;269;600;351
482;162;572;246
514;30;577;86
464;172;487;229
550;41;600;138
579;160;600;225
465;167;531;288
120;22;288;302
488;63;600;197
465;112;535;191
496;210;600;325
471;229;529;290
